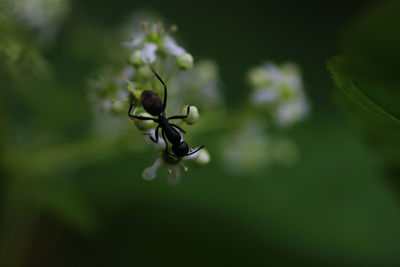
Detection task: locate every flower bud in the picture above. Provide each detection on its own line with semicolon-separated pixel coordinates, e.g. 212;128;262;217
136;66;153;79
176;53;193;70
132;90;143;102
128;90;143;107
133;112;155;131
193;149;210;166
181;105;199;125
129;50;144;66
248;67;268;88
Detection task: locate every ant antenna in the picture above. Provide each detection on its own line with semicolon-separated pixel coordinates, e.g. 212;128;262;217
149;66;168;112
186;146;205;156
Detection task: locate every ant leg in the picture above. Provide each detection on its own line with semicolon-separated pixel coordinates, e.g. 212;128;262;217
186;146;205;156
170;124;186;134
161;128;179;157
160;130;177;157
144;126;160;143
161;129;170;154
149;67;168;112
128;103;134;115
128;103;157;121
167;105;192;120
129;114;157;121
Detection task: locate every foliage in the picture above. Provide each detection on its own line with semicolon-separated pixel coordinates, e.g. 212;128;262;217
327;1;400;172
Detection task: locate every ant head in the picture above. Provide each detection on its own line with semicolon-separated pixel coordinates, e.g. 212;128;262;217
172;141;189;157
141;90;163;116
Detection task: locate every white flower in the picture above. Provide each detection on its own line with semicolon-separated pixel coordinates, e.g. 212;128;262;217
140;43;157;63
122;28;187;65
190;149;210;166
280;70;302;92
248;61;310;126
9;0;69;32
275;96;310;126
176;53;194;70
250;88;279;105
183;147;204;160
263;63;282;85
163;35;186;56
133;112;156;131
144;128;166;151
141;154;183;183
181;105;199;125
122;33;145;48
141;143;207;183
248;67;268;88
142;157;163;180
129;50;143;66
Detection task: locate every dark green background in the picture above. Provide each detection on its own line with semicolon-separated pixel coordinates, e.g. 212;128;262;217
3;0;400;266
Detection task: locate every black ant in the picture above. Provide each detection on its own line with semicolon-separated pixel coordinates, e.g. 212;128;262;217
128;67;204;157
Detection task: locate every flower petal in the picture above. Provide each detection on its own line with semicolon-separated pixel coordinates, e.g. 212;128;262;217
275;96;309;126
144;129;166;151
163;35;186;56
140;43;157;63
250;88;279;105
122;33;144;47
142;157;163;180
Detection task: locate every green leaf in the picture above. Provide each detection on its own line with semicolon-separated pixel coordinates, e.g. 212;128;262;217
327;1;400;169
339;1;400;120
327;57;400;127
327;57;400;168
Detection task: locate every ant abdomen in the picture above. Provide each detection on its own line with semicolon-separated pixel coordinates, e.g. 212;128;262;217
165;126;181;144
172;142;190;157
141;90;163;116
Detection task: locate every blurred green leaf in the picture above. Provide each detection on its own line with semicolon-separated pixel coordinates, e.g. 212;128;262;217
327;0;400;170
327;57;400;127
327;57;400;169
340;0;400;119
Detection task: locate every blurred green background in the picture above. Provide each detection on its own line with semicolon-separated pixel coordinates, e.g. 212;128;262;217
2;0;400;266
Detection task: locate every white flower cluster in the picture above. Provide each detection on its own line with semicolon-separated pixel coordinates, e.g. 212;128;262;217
6;0;69;39
142;129;210;184
122;21;192;69
222;61;310;173
248;62;310;126
89;21;214;183
89;18;309;180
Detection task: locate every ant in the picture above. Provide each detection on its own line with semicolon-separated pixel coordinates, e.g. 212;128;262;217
128;67;204;157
